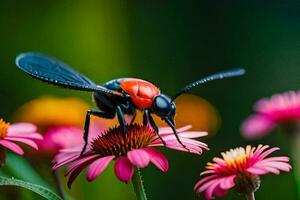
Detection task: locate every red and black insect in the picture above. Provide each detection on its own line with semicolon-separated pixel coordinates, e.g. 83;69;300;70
16;52;245;154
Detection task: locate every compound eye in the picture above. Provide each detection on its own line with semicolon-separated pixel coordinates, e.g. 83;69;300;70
153;96;171;116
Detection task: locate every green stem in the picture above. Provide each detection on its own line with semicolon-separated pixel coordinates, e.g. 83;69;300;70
288;128;300;199
53;170;67;200
245;192;255;200
132;168;147;200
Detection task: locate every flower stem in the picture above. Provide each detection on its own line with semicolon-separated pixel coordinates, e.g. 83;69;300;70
132;168;148;200
53;170;67;200
245;192;255;200
288;127;300;199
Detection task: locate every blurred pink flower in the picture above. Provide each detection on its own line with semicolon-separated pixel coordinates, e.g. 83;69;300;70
194;145;291;199
53;124;208;188
241;91;300;139
0;118;42;161
36;126;83;155
36;116;106;156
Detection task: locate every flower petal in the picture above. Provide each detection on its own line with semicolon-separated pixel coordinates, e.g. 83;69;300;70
177;131;208;138
220;175;235;190
144;148;168;172
52;152;80;170
5;137;38;150
8;133;43;140
87;156;115;181
0;140;24;155
240;114;275;139
5;137;39;150
65;155;99;176
127;149;150;168
7;123;37;135
114;157;134;183
67;160;92;188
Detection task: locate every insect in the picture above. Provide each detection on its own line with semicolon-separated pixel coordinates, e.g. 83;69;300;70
16;52;245;154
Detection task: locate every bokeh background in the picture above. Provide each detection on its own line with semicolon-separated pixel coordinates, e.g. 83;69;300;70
0;1;299;199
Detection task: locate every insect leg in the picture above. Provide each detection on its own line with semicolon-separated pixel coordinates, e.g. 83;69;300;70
128;110;137;124
81;109;114;155
163;117;190;151
143;110;149;126
144;110;167;146
116;105;126;136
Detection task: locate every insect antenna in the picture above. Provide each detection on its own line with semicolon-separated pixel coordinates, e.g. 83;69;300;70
171;68;245;101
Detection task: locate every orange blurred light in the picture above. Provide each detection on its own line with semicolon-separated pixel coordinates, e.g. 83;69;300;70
174;94;220;136
14;96;91;130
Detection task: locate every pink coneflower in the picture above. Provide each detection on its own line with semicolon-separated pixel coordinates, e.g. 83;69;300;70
241;91;300;139
53;124;208;188
0;118;42;165
194;145;291;200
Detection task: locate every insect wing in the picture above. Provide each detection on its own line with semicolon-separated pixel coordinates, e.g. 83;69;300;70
16;52;116;95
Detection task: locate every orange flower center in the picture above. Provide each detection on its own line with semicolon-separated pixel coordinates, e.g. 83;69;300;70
91;124;157;157
0;119;9;139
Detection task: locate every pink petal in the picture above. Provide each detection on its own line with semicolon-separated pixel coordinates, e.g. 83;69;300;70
65;155;99;176
198;178;221;192
254;162;292;173
260;166;280;174
200;170;216;176
262;156;290;162
214;186;228;198
67;158;94;188
143;148;168;172
256;147;279;160
114;157;134;183
7;123;37;135
127;149;150;168
155;136;208;150
158;125;192;135
240;114;275;139
205;180;223;199
177;131;208;138
220;175;235;190
87;156;114;181
247;167;268;175
8;133;43;140
52;152;80;170
165;143;203;154
194;175;219;190
5;137;38;150
0;140;24;155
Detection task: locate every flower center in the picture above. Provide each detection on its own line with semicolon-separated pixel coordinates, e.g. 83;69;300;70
91;124;157;157
0;119;9;139
221;147;247;167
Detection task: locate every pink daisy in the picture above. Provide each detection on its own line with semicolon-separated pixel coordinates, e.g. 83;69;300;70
194;145;291;200
0;118;42;164
53;124;208;188
241;91;300;139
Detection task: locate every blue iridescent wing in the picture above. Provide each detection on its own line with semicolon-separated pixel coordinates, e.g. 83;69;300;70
16;52;118;96
172;68;245;100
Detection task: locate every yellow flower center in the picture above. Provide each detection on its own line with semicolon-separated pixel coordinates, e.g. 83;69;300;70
221;147;247;167
0;119;9;138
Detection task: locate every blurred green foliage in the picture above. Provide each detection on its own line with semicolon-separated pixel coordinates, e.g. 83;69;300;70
0;0;299;199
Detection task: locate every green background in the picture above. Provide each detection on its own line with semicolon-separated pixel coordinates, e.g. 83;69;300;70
0;1;299;199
